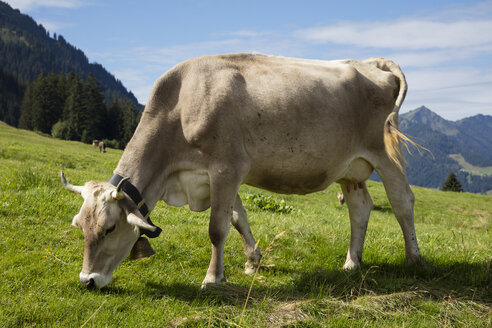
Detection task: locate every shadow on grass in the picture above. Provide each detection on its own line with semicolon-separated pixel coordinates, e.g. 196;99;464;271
104;259;491;307
372;205;393;213
292;260;491;303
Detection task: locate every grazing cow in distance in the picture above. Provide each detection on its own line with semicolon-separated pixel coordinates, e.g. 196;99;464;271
99;141;106;153
92;139;106;153
61;53;422;290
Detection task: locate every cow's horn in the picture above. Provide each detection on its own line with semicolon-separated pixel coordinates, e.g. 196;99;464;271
112;177;129;200
60;171;84;195
129;237;156;260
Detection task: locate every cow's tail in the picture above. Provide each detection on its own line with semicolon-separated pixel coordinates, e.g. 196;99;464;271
365;58;424;172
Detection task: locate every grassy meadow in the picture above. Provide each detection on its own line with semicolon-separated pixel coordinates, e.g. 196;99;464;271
0;121;490;327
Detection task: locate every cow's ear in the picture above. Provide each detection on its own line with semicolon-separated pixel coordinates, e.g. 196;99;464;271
129;237;156;260
127;212;157;231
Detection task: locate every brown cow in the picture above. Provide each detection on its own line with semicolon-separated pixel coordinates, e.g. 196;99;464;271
92;140;106;153
62;53;421;289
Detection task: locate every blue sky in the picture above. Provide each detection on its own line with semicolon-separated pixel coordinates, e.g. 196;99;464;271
5;0;492;120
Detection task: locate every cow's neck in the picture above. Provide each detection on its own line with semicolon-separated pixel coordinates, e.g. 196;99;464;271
113;120;170;214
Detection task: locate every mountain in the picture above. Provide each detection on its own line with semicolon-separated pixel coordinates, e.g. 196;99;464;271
453;114;492;167
400;106;459;136
373;106;492;194
0;1;139;125
400;106;492;167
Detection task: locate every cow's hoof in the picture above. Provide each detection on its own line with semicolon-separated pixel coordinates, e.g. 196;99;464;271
342;259;361;270
200;275;226;289
244;249;262;275
405;254;424;267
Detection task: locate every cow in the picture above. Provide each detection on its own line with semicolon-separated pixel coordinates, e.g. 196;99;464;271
61;53;422;289
98;141;106;153
92;140;106;153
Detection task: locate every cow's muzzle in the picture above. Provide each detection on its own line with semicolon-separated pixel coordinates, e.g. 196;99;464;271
80;272;112;289
82;278;96;289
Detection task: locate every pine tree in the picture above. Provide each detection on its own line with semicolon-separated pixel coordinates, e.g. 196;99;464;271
18;71;65;133
31;71;64;133
0;64;24;126
81;73;106;143
63;73;85;140
120;99;138;146
106;98;124;141
18;72;43;130
18;84;34;129
442;172;463;192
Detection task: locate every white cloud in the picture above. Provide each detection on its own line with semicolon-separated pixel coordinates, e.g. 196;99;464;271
36;19;70;33
295;19;492;51
388;48;487;68
402;67;492;120
406;68;491;91
138;37;305;67
4;0;85;11
225;30;268;38
95;37;308;104
435;0;492;20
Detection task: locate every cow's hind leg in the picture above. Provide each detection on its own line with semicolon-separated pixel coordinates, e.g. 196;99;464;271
375;157;421;265
231;195;262;274
340;181;373;270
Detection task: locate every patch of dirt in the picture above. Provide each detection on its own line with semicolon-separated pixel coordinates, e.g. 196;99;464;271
267;300;312;327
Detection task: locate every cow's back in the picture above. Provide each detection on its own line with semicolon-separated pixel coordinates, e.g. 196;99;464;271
175;54;399;193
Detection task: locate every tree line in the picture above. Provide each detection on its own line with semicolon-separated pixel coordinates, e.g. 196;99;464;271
18;71;140;149
0;64;24;126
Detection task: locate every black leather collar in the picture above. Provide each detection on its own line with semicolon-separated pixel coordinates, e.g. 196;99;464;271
109;174;162;238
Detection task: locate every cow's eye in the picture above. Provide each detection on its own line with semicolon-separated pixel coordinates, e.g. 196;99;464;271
105;225;116;235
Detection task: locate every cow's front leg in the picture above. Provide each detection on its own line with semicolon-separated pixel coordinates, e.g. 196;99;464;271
201;167;242;289
231;195;262;275
202;208;231;288
340;181;373;270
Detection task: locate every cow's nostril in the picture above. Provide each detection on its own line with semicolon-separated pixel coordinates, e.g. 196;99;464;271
84;278;95;289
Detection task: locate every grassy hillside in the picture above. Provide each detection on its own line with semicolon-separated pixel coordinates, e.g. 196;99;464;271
0;121;490;327
449;154;492;176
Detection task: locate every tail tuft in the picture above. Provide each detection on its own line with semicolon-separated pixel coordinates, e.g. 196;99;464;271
384;112;405;172
384;112;431;172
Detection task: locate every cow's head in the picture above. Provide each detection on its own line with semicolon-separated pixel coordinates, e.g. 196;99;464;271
61;172;156;289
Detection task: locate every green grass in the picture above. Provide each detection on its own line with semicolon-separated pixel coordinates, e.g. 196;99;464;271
1;121;491;327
